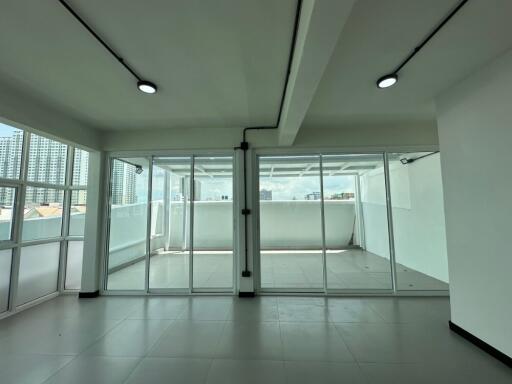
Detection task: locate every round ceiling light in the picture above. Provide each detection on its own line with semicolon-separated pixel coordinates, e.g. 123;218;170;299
376;74;398;89
137;80;157;94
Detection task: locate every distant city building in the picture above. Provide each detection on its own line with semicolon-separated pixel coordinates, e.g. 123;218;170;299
260;189;272;200
71;149;89;205
0;129;23;204
111;160;137;205
0;130;90;206
304;191;321;200
330;192;355;200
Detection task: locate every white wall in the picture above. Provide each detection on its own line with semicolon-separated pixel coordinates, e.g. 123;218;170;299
436;48;512;357
106;199;357;269
260;200;355;249
359;155;448;282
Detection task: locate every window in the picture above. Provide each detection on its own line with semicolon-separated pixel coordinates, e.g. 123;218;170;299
388;152;449;290
0;121;90;313
0;186;16;241
23;187;64;241
72;148;89;186
106;155;235;293
259;156;324;289
65;241;83;290
0;123;23;180
27;133;67;185
107;158;149;290
69;190;87;236
16;243;60;306
0;249;12;313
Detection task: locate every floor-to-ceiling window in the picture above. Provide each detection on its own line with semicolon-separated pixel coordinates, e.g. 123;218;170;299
149;157;192;290
106;157;150;291
0;121;90;316
192;156;234;290
258;156;324;290
105;154;235;293
257;151;447;294
388;152;448;291
323;154;393;291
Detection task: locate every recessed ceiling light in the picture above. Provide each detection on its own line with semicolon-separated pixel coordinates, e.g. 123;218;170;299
137;80;157;94
377;74;398;89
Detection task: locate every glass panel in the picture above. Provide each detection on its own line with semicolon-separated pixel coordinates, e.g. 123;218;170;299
0;187;16;241
149;157;191;289
107;158;149;290
193;156;233;289
72;148;89;186
65;240;83;290
27;133;67;185
259;155;324;289
0;122;23;180
16;243;60;306
388;152;449;290
323;154;392;290
0;249;12;313
69;190;87;236
23;188;64;241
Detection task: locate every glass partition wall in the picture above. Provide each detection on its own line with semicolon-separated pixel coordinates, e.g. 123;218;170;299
0;122;90;316
105;155;235;293
257;152;448;294
259;156;324;290
387;152;448;290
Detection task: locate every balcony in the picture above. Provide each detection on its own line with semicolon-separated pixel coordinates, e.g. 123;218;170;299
105;199;448;291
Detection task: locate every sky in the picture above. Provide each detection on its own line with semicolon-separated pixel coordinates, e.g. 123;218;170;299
133;171;354;203
0;123;20;137
260;174;355;200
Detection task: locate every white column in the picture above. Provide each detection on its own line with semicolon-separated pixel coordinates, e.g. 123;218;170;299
80;151;106;295
237;148;255;293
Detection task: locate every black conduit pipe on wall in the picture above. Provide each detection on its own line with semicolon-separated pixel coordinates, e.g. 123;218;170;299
234;0;302;279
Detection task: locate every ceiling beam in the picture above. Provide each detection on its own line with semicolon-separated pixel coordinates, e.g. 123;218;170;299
277;0;356;146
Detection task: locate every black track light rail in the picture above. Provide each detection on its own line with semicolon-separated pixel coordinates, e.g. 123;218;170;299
58;0;144;82
391;0;469;76
235;0;302;279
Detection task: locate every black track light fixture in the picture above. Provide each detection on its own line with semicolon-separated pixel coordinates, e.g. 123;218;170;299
137;81;157;94
377;74;398;89
58;0;158;94
376;0;469;89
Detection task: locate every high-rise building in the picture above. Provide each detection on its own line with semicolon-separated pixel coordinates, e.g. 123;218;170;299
304;191;321;200
71;149;89;205
25;134;68;205
111;160;137;205
0;129;23;205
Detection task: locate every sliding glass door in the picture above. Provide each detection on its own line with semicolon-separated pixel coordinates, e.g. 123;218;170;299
322;154;392;291
387;152;448;291
258;153;393;293
193;157;234;290
107;157;150;291
105;155;234;293
259;156;324;290
149;157;192;290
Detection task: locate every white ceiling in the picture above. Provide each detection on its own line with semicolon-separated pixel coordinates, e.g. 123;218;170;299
0;0;297;131
1;0;512;138
303;0;512;129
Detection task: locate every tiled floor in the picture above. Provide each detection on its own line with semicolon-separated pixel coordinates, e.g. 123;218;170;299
0;295;510;383
108;249;448;291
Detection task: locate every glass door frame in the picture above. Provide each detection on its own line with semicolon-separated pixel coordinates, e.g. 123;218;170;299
102;151;237;295
253;149;397;295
